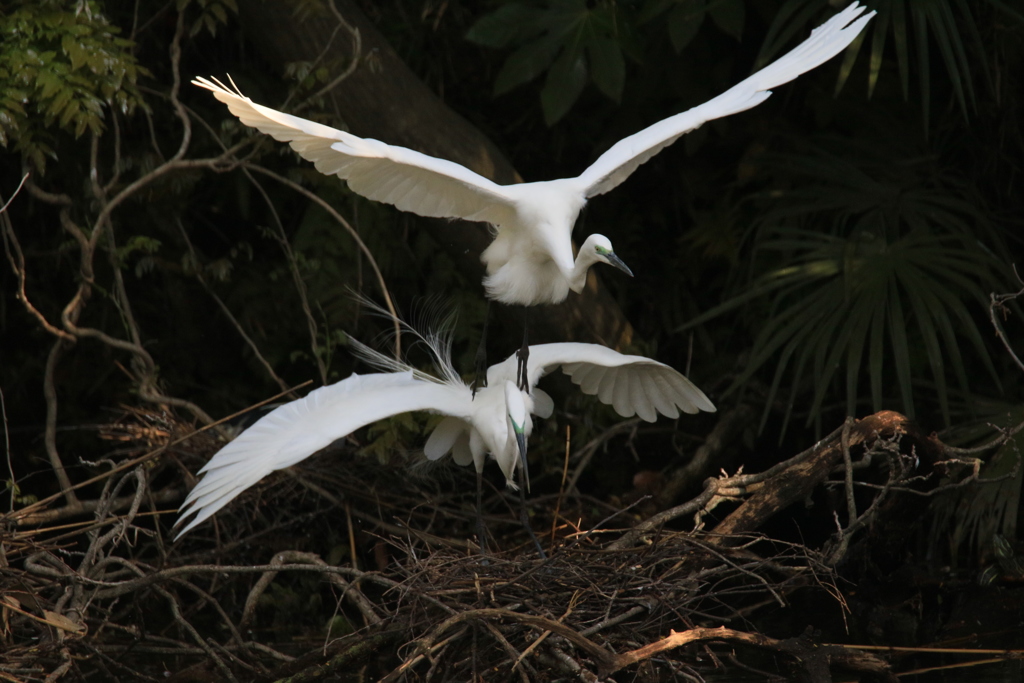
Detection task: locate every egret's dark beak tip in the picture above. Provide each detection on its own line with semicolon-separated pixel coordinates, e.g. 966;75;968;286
515;431;530;492
607;252;633;278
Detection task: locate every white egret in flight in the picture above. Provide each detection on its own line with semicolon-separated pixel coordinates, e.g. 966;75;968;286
174;338;715;544
194;3;872;388
193;3;872;309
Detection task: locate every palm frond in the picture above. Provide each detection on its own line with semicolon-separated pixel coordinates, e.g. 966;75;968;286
927;405;1024;567
680;130;1011;432
756;0;1014;129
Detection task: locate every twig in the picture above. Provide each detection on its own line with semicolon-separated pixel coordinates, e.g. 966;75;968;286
579;603;651;637
549;425;571;546
825;437;904;566
240;162;402;359
607;479;721;551
0;191;75;341
413;607;615;669
240;550;381;628
42;342;77;505
1;387;11;513
172;577;249;649
841;416;857;525
600;626;893;679
567;418;640;493
6;381;310;526
483;620;532;682
300;0;363;108
988;264;1024;374
899;658;1019;676
42;647;73;683
656;404;757;507
153;585;238;683
543;644;599;682
176;219;292;393
0;172;29;213
238;164;329;383
345;501;359;572
832;643;1024;655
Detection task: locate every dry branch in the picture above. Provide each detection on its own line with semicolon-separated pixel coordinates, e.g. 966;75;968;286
602;626;896;680
711;411;939;538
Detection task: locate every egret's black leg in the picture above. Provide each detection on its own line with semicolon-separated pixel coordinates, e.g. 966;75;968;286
475;470;490;554
472;301;491;398
516;460;546;559
516;307;530;390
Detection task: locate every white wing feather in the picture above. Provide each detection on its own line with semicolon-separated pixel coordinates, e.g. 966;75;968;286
424;416;469;460
576;2;874;197
193;77;517;226
176;372;469;537
489;342;716;421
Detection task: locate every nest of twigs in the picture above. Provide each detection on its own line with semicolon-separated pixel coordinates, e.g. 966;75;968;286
9;403;999;682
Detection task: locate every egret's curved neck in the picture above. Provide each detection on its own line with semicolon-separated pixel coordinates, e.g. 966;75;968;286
567;250;599;294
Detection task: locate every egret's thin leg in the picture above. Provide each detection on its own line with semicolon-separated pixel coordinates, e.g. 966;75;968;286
475;470;489;554
516;307;530;390
472;301;491;398
517;459;546;559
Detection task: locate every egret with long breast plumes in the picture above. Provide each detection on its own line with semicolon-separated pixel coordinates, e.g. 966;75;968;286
174;333;715;551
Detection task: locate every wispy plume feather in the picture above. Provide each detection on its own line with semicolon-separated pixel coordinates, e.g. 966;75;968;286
347;292;462;387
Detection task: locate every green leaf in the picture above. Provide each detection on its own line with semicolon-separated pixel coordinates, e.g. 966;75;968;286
638;0;678;24
466;3;540;49
928;1;975;118
62;34;89;71
865;1;890;99
494;37;560;95
58;97;80;129
912;4;930;130
891;0;910;99
833;21;867;96
587;36;624;101
541;49;587;125
668;0;706;53
708;0;744;41
210;3;228;24
755;0;822;69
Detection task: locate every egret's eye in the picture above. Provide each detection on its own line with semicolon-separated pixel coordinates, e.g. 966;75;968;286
595;245;611;256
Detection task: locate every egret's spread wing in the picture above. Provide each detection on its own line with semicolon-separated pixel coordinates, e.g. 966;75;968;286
576;2;874;198
194;77;517;225
519;343;716;422
176;372;471;537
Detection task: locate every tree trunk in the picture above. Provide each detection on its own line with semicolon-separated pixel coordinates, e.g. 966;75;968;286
237;0;634;348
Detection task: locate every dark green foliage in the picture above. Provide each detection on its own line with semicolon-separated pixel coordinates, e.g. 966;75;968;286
467;0;631;123
181;0;238;38
757;0;1024;128
641;0;746;50
0;0;149;171
928;404;1024;567
682;128;1014;431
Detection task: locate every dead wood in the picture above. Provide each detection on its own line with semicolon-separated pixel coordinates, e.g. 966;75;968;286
711;411;941;538
602;626;897;682
655;403;757;508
